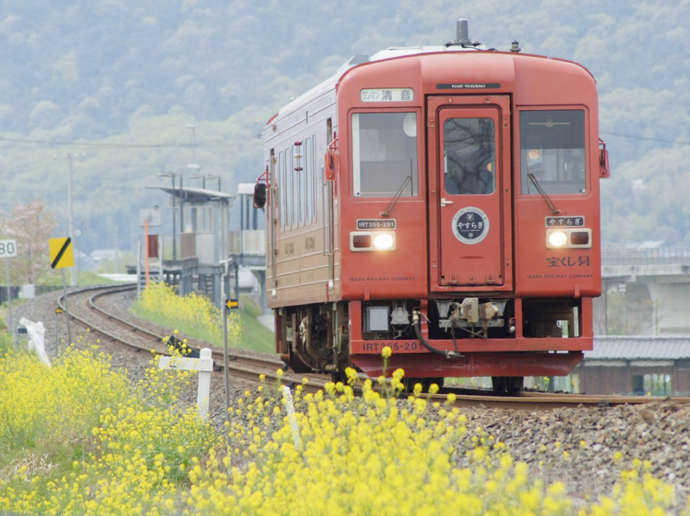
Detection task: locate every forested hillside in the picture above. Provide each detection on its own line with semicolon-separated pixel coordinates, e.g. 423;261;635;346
0;0;688;251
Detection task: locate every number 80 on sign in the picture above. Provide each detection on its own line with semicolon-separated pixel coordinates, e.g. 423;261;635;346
0;240;17;258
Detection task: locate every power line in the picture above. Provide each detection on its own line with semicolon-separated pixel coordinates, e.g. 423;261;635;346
602;132;690;146
0;136;237;148
2;131;686;148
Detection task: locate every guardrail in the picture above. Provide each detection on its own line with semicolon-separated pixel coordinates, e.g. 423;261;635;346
602;248;690;267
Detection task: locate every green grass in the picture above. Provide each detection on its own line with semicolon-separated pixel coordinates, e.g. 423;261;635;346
237;295;275;353
131;291;275;354
131;303;223;346
37;271;122;287
0;329;12;358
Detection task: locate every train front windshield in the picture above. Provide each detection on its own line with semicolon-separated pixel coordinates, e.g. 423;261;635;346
352;112;419;197
520;109;586;195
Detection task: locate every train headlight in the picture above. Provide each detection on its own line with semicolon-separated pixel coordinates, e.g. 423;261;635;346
545;228;592;248
373;232;395;251
547;229;568;248
350;231;396;251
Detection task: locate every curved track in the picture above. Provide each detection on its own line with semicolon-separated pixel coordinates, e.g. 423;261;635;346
56;284;299;386
58;284;690;410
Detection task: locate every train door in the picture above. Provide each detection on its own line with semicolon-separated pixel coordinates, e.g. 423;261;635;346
427;95;513;291
269;148;279;294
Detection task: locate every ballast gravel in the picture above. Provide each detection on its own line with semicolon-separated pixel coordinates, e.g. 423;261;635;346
11;288;690;509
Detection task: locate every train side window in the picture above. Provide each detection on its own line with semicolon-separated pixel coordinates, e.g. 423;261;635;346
279;151;286;228
295;144;302;228
352;112;418;197
520;109;586;195
301;142;307;227
443;118;495;195
293;145;298;229
287;145;297;228
303;138;309;225
312;135;318;223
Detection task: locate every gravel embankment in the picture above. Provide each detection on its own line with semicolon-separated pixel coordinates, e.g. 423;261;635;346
10;288;251;430
11;289;690;509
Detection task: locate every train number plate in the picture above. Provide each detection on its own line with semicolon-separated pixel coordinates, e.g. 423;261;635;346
356;219;396;230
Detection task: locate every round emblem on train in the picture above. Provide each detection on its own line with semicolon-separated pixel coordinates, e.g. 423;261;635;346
451;207;490;244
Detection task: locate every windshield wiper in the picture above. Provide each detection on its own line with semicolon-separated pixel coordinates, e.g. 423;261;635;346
381;162;414;217
528;172;560;215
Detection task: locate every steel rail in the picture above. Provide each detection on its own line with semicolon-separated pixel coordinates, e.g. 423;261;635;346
56;283;286;379
57;284;690;410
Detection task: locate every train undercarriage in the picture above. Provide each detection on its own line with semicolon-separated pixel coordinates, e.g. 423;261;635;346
276;296;586;394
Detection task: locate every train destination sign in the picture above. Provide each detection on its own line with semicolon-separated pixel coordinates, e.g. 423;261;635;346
356;219;396;230
360;88;414;102
545;216;585;227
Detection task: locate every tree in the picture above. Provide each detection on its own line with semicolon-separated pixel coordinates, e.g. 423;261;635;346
0;201;56;284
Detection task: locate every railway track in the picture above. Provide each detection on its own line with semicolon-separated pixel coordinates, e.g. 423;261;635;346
57;284;690;411
56;283;293;386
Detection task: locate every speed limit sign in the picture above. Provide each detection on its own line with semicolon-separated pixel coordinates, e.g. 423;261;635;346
0;239;17;258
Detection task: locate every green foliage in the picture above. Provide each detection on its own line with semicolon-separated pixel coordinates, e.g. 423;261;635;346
0;329;12;359
0;349;685;513
1;0;689;248
0;347;217;513
132;282;229;346
0;347;131;460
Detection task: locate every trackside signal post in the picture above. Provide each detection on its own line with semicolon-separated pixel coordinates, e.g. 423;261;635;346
49;236;74;353
222;296;239;419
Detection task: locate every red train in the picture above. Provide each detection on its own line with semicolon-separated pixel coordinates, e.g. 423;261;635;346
255;21;610;391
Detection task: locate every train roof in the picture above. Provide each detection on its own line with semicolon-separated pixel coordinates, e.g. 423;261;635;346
266;45;592;126
266;45;483;126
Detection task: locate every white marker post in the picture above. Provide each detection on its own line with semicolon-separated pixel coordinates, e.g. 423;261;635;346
158;347;214;420
282;385;301;450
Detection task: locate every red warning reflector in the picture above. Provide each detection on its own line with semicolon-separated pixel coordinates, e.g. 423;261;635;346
570;231;590;246
352;235;372;248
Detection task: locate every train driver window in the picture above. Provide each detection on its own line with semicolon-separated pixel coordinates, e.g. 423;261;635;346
443;118;495;195
520;109;586;195
352;112;418;197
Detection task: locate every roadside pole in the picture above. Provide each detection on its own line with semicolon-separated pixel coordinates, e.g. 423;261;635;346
222;300;230;418
5;257;14;348
220;258;240;420
136;240;142;299
223;297;239;419
49;237;75;356
60;269;71;354
1;239;18;348
145;216;150;288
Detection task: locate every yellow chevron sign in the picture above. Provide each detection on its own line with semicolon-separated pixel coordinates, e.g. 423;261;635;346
49;237;74;269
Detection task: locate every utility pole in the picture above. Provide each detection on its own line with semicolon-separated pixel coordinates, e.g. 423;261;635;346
67;153;76;287
66;152;84;287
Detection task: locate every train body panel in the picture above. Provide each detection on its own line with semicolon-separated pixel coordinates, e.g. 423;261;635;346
260;43;608;381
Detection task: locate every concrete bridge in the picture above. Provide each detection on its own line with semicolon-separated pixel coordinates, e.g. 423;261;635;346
597;247;690;335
